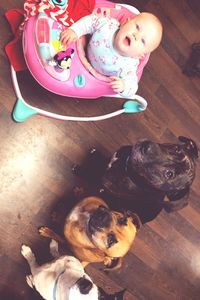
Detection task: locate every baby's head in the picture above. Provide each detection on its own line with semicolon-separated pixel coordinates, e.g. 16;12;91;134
113;12;163;59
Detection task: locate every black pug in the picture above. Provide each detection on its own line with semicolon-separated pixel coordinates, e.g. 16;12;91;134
73;136;198;224
183;43;200;77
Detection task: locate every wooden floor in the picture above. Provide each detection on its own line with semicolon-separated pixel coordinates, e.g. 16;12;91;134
1;0;200;299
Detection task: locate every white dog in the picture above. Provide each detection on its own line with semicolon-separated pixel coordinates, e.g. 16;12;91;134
21;239;99;300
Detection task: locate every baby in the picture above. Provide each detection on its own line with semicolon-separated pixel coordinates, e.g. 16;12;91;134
61;11;163;97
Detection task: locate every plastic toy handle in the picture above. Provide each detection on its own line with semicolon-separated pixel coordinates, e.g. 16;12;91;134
105;94;148;112
13;98;38;122
11;66;147;122
123;100;144;113
123;95;147;113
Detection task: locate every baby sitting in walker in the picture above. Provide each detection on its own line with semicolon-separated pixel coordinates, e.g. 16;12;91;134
61;10;163;97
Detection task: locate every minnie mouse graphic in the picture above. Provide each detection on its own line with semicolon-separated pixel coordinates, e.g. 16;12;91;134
53;48;74;69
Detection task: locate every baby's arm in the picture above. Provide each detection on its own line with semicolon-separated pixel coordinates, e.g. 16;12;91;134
109;77;125;94
111;66;138;97
61;14;99;47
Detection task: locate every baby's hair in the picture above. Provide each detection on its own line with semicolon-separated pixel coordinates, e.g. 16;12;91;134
140;12;163;50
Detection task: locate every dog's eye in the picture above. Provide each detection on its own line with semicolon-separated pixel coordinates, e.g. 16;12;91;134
117;216;127;226
107;233;118;248
164;170;174;179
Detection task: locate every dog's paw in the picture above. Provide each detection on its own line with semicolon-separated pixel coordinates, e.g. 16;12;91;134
50;239;58;249
26;275;34;288
104;257;122;271
39;227;65;244
39;226;52;237
49;239;59;258
21;244;32;259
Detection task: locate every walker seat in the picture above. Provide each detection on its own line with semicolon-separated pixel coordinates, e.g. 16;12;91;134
12;0;149;122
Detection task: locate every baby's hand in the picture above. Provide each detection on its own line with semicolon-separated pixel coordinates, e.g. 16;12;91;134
60;28;78;47
109;76;125;94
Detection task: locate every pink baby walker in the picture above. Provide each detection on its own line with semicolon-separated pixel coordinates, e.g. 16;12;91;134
11;0;149;122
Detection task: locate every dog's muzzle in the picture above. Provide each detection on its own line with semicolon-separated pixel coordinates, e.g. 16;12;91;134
88;205;112;234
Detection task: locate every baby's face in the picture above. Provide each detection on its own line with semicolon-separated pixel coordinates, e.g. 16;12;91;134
113;13;162;58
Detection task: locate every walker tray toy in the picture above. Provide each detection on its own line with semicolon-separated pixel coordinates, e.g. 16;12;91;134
11;0;149;122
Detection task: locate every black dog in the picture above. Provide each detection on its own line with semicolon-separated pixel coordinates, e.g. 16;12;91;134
73;136;198;224
183;43;200;77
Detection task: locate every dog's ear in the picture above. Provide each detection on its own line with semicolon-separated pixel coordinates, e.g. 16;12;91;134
164;186;190;212
126;211;142;230
98;287;126;300
178;136;199;159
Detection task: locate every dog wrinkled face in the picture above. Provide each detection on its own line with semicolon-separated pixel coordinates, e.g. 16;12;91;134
88;206;137;257
129;138;198;192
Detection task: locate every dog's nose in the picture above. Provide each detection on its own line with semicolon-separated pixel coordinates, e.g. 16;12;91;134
89;206;112;232
76;277;93;294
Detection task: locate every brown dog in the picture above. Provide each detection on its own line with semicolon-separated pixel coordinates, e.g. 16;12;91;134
39;196;141;269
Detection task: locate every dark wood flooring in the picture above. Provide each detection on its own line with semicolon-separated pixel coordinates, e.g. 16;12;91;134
0;0;200;299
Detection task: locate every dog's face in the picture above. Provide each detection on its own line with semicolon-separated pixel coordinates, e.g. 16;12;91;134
129;136;198;193
87;203;140;258
65;196;141;267
46;255;100;299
